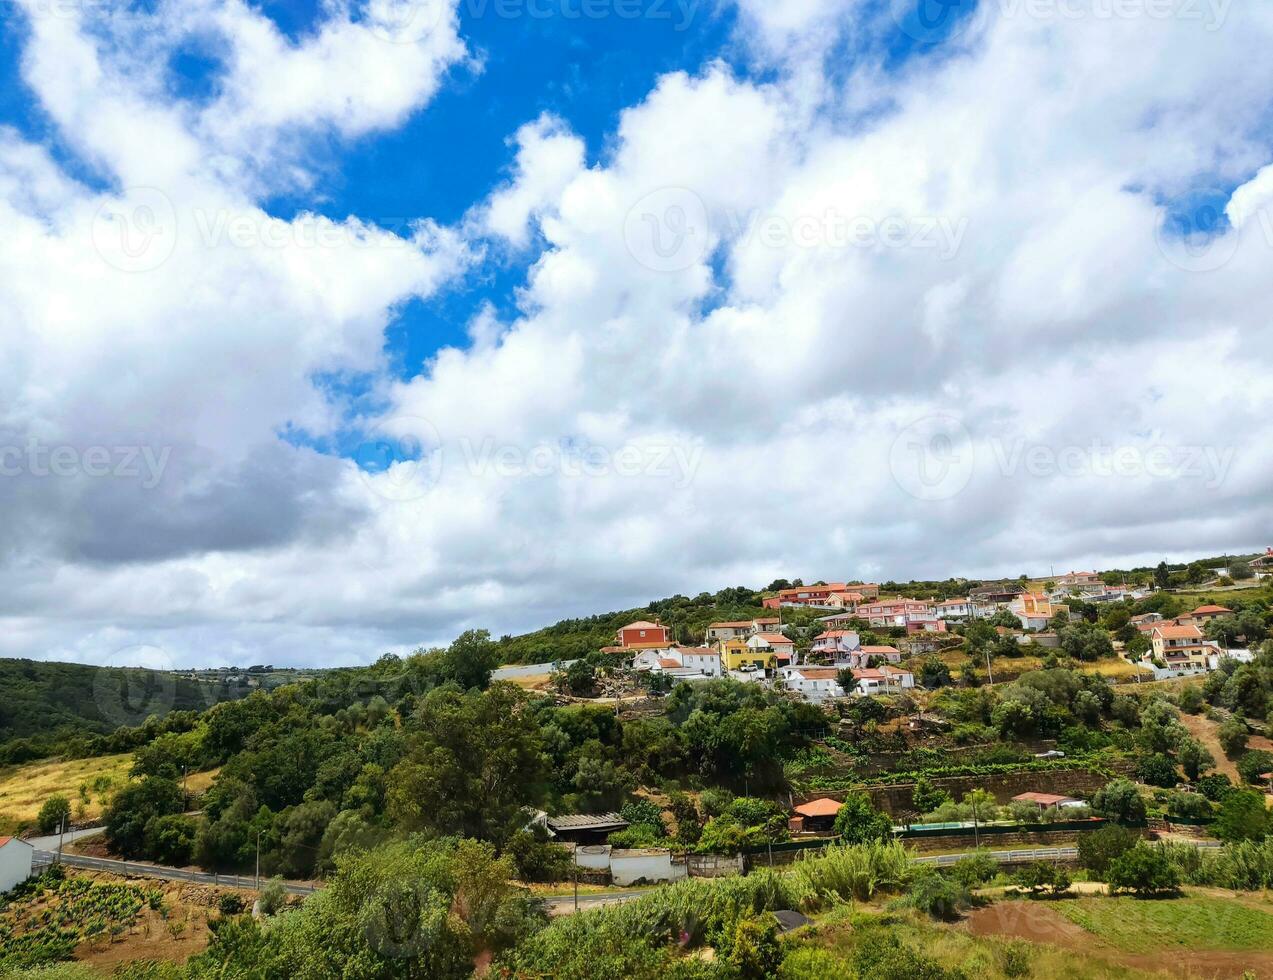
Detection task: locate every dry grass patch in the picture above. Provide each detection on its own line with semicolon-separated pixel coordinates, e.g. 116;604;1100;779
0;754;133;828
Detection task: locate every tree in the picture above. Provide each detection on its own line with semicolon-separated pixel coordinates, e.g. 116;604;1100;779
833;793;893;844
1154;561;1171;590
1196;773;1234;802
1091;778;1146;825
36;795;71;835
1106;843;1180;896
1237;749;1273;785
387;683;548;843
1213;789;1272;843
920;659;952;689
1177;737;1215;782
437;629;502;690
1137;753;1179;789
1229;561;1255;581
1077;823;1139;877
144;813;198;866
1218;715;1250;756
910;776;950;814
105;777;185;859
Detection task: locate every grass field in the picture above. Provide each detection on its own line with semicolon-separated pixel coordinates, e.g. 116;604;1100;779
0;754;134;829
1053;895;1273;954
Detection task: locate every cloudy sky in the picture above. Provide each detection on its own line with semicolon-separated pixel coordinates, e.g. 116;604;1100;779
1;0;1271;669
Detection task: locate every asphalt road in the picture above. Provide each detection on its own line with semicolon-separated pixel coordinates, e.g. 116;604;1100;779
25;826;107;850
34;839;1224;909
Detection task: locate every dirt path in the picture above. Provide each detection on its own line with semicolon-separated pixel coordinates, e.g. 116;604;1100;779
1179;712;1241;781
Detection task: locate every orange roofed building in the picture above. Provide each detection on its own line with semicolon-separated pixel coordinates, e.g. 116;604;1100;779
616;620;672;650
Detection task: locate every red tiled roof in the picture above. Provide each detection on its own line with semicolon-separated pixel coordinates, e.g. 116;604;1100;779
1191;605;1232;615
1154;624;1204;640
622;620;664;630
709;621;752;629
1013;792;1078;806
794;798;843;818
860;645;901;655
754;633;792;644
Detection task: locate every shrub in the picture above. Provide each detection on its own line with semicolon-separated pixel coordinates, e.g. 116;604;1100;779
947;848;1000;888
217;893;246;915
1163;790;1214;821
1012;861;1071;897
906;869;971;921
722;915;783;979
1197;773;1234;801
1107;843;1181;896
1077;824;1139;878
1137;754;1179;788
850;932;967;979
257;878;287;916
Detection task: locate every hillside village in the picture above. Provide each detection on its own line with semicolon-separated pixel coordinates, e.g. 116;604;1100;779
5;549;1273;979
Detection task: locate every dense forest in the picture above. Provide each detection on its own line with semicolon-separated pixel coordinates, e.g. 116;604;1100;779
0;660;253;763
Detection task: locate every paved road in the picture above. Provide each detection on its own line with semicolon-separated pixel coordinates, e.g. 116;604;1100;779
34;838;1224;908
25;826;106;850
33;850;317;895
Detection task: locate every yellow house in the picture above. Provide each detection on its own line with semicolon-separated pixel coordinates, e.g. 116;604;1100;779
719;637;781;672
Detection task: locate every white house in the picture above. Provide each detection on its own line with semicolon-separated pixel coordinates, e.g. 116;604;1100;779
852;665;914;696
678;647;724;677
935;598;978;620
747;633;795;662
0;837;34;893
779;666;846;701
809;630;860;657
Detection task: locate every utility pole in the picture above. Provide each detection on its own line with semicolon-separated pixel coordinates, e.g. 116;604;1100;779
573;857;578;912
255;831;261;890
984;650;994;687
57;814;66;865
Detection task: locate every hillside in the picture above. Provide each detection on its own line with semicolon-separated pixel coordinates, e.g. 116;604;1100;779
0;659;253;760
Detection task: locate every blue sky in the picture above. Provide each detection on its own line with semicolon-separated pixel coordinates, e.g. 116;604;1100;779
3;0;1272;667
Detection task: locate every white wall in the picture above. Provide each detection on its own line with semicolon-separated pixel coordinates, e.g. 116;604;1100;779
0;840;34;893
609;850;687;886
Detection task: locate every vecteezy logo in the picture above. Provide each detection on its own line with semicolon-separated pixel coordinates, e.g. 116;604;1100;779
361;878;444;960
91;186;177;273
623;187;711;273
889;415;975;501
1153;186;1240;274
890;0;982;45
92;645;178;729
365;0;445;44
353;416;444;502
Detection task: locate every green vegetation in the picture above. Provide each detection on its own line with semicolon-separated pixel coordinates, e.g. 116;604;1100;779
0;660;255;763
0;870;164;972
1054;895;1273;953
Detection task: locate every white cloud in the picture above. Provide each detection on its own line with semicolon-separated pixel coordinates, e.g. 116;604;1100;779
3;1;1273;667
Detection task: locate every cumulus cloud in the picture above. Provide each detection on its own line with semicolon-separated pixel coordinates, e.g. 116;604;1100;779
2;0;1273;667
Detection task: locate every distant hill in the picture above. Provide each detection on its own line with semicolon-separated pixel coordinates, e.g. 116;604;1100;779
0;658;253;754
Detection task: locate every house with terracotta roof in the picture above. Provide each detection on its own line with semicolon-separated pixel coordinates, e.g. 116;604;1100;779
616;620;673;650
0;836;34;892
1008;593;1056;631
762;583;852;609
705;620;753;643
809;630;861;658
631;646;721;679
778;665;846;702
746;632;795;663
824;591;866;611
935;598;979;620
1188;604;1233;623
1058;571;1103;587
749;617;782;634
790;797;844;832
1148;622;1219;673
1011;792;1085;811
855;599;943;633
851;665;914;695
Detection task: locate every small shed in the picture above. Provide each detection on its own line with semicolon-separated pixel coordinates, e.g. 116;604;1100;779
793;797;843;833
545;812;630;844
